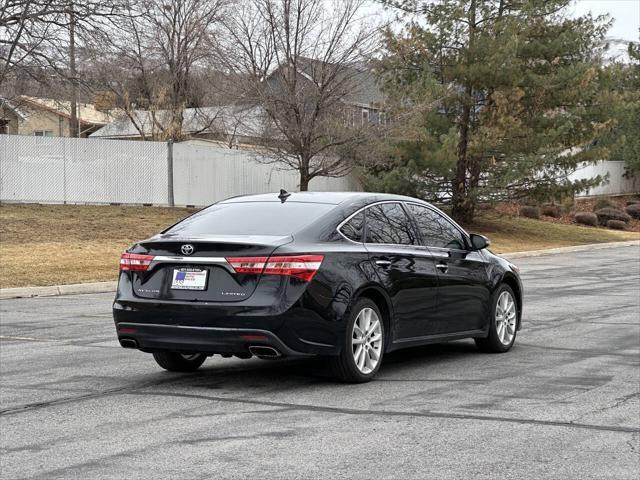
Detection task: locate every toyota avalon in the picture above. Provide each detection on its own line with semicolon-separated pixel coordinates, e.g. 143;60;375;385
113;191;523;382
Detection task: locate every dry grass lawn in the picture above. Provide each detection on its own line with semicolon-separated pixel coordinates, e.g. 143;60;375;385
1;204;196;288
1;203;638;288
463;214;639;254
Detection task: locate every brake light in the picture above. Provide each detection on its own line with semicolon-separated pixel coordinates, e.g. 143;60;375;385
226;255;324;282
226;256;268;275
120;253;154;271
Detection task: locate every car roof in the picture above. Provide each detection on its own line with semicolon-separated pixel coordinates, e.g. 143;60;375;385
220;191;427;206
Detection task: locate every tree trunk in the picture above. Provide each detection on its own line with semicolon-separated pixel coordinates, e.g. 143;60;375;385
451;99;473;223
169;107;184;142
299;171;310;191
451;0;477;224
451;126;473;223
299;154;310;191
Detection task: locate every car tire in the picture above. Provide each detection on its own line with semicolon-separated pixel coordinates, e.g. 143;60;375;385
475;283;518;353
152;352;207;372
329;298;385;383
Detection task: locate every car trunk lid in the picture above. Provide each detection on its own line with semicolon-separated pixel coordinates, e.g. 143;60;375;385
128;234;292;302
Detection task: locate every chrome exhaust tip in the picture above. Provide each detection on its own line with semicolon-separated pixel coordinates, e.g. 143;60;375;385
119;338;138;349
248;346;281;358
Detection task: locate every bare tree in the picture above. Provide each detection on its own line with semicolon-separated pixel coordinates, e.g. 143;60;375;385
1;0;125;137
84;0;228;141
220;0;380;190
1;0;67;86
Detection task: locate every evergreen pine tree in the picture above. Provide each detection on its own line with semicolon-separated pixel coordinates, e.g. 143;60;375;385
367;0;612;222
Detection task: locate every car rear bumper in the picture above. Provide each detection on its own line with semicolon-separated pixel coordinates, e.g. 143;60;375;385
113;266;348;356
113;300;343;357
116;322;313;356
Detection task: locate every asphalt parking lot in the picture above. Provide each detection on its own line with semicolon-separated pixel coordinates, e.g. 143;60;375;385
1;245;639;479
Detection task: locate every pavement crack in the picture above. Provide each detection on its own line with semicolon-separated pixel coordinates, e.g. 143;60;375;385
0;375;201;416
125;390;640;435
0;361;307;416
515;342;640;359
181;429;297;445
572;391;640;423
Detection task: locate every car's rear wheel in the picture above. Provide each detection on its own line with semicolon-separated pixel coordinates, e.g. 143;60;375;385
152;352;207;372
475;284;518;353
330;298;384;383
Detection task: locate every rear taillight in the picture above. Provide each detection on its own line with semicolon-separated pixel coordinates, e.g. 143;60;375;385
120;253;154;271
226;255;324;282
225;256;269;275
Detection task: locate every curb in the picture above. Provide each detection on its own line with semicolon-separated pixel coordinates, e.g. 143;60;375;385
1;240;638;300
0;281;117;300
501;240;639;259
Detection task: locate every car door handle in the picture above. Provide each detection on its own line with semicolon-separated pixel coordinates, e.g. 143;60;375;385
375;259;392;267
436;263;448;273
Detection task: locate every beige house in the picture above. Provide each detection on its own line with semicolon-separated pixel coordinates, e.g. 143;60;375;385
0;96;111;137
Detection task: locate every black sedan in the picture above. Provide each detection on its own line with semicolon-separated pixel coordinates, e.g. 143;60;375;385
113;191;523;382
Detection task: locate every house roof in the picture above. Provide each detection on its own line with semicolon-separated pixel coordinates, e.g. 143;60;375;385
288;57;384;107
15;96;112;125
343;68;384;107
0;97;27;119
90;105;265;139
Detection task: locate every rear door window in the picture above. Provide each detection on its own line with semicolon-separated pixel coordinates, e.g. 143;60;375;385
364;203;418;245
166;202;335;236
339;211;365;242
405;204;467;250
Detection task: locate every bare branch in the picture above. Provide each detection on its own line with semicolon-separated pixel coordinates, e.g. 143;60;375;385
219;0;382;189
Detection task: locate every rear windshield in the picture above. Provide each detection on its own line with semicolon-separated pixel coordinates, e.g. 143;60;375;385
165;201;335;236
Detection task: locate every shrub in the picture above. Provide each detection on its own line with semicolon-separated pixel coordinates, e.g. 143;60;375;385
626;204;640;220
521;197;539;207
541;204;561;218
592;198;615;211
594;207;631;225
561;197;575;214
519;205;541;219
574;212;597;226
607;220;626;230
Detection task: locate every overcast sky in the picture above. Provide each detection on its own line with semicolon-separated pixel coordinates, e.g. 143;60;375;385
365;1;639;42
571;0;639;41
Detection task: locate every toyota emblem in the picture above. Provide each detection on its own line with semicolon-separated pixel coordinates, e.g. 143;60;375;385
181;244;194;256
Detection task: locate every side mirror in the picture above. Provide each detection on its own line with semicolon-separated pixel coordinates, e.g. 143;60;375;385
469;233;490;251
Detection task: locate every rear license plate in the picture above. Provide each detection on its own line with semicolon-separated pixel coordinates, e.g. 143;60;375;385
171;268;208;290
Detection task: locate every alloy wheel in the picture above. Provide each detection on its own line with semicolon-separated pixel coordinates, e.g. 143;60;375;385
351;307;383;374
495;291;517;345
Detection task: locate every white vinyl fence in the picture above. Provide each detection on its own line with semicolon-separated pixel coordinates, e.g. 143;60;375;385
0;135;637;206
569;160;640;197
0;135;360;206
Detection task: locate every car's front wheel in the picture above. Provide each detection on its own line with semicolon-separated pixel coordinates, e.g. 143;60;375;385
152;352;207;372
330;298;385;383
475;284;518;353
